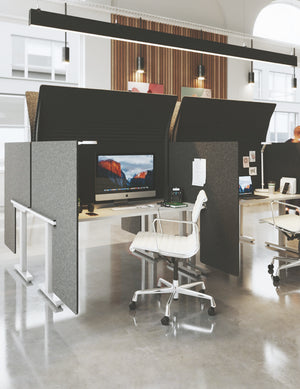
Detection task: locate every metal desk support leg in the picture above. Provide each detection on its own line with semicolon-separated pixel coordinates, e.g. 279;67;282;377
239;203;255;244
14;210;33;283
39;223;62;308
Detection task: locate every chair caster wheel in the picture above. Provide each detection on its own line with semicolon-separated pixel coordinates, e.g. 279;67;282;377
273;276;280;287
208;307;216;316
129;301;136;310
161;316;170;326
268;264;274;274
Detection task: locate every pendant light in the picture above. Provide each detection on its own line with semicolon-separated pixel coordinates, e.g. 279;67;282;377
30;9;297;67
292;48;297;89
136;18;145;74
248;39;255;84
197;30;205;81
62;3;70;63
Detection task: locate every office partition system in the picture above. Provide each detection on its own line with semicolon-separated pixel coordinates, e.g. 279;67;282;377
5;141;78;314
169;142;239;276
5;87;178;314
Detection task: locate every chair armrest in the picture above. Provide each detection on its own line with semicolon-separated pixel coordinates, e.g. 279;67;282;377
152;218;199;256
152;218;199;235
271;200;300;210
270;200;300;226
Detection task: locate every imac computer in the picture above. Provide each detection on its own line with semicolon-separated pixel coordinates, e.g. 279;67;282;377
95;154;156;203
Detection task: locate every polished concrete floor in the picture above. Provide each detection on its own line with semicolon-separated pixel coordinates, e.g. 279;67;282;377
1;204;300;389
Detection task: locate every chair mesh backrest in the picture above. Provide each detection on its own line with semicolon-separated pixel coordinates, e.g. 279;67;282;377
192;190;208;223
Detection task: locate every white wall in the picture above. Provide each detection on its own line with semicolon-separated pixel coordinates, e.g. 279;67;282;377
112;0;272;34
1;0;274;35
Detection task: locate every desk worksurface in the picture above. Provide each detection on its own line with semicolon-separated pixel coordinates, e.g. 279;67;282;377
240;192;300;206
78;202;194;222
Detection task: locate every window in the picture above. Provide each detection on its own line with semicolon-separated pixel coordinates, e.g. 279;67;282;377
267;112;297;143
253;1;300;142
0;94;29;167
12;35;67;82
268;71;296;102
253;69;262;100
254;2;300;45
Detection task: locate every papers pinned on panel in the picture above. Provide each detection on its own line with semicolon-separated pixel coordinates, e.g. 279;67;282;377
192;158;206;187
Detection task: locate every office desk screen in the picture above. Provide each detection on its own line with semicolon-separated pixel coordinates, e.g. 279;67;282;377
95;154;156;202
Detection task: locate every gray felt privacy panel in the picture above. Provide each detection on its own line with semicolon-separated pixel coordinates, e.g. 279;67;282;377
169;142;239;276
31;141;78;314
4;143;31;253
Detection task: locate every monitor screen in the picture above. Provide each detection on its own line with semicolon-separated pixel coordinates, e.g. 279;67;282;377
239;176;253;194
95;154;156;202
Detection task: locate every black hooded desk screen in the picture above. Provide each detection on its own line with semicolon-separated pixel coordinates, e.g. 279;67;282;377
34;85;177;142
173;97;275;143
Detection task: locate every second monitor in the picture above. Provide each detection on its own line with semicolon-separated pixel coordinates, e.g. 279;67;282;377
95;154;156;203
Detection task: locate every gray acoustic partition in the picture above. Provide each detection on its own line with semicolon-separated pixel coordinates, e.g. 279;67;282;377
169;142;239;276
31;141;78;314
4;142;31;253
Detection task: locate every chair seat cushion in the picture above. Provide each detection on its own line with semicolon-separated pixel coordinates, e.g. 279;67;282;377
129;231;199;258
262;214;300;234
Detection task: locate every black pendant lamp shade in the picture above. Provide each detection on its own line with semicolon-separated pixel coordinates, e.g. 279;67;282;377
248;63;255;84
137;56;144;73
62;44;70;62
248;40;255;84
198;64;205;80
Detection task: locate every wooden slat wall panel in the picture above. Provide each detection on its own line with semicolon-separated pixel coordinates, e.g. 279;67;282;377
111;15;227;100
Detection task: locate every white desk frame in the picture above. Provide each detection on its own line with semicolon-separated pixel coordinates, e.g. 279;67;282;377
11;200;62;308
12;199;194;309
239;192;300;244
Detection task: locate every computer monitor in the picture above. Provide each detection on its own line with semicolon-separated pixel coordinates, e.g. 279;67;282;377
95;154;156;202
239;176;253;194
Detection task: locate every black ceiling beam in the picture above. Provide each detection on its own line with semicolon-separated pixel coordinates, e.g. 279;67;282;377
29;9;297;67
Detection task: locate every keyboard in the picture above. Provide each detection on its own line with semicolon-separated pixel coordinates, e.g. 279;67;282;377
239;194;268;200
111;206;138;211
111;204;157;211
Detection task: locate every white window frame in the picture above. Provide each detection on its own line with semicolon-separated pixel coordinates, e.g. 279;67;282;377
253;61;300;142
12;35;68;83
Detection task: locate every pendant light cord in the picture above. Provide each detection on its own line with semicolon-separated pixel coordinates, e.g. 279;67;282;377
139;17;142;57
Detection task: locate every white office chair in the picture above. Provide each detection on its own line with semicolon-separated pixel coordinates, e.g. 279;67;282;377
262;200;300;286
128;190;216;325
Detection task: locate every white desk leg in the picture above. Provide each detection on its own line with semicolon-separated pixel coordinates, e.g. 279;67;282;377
14;211;33;283
39;223;62;308
141;259;146;290
278;202;285;246
141;215;146;232
239;203;255;244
